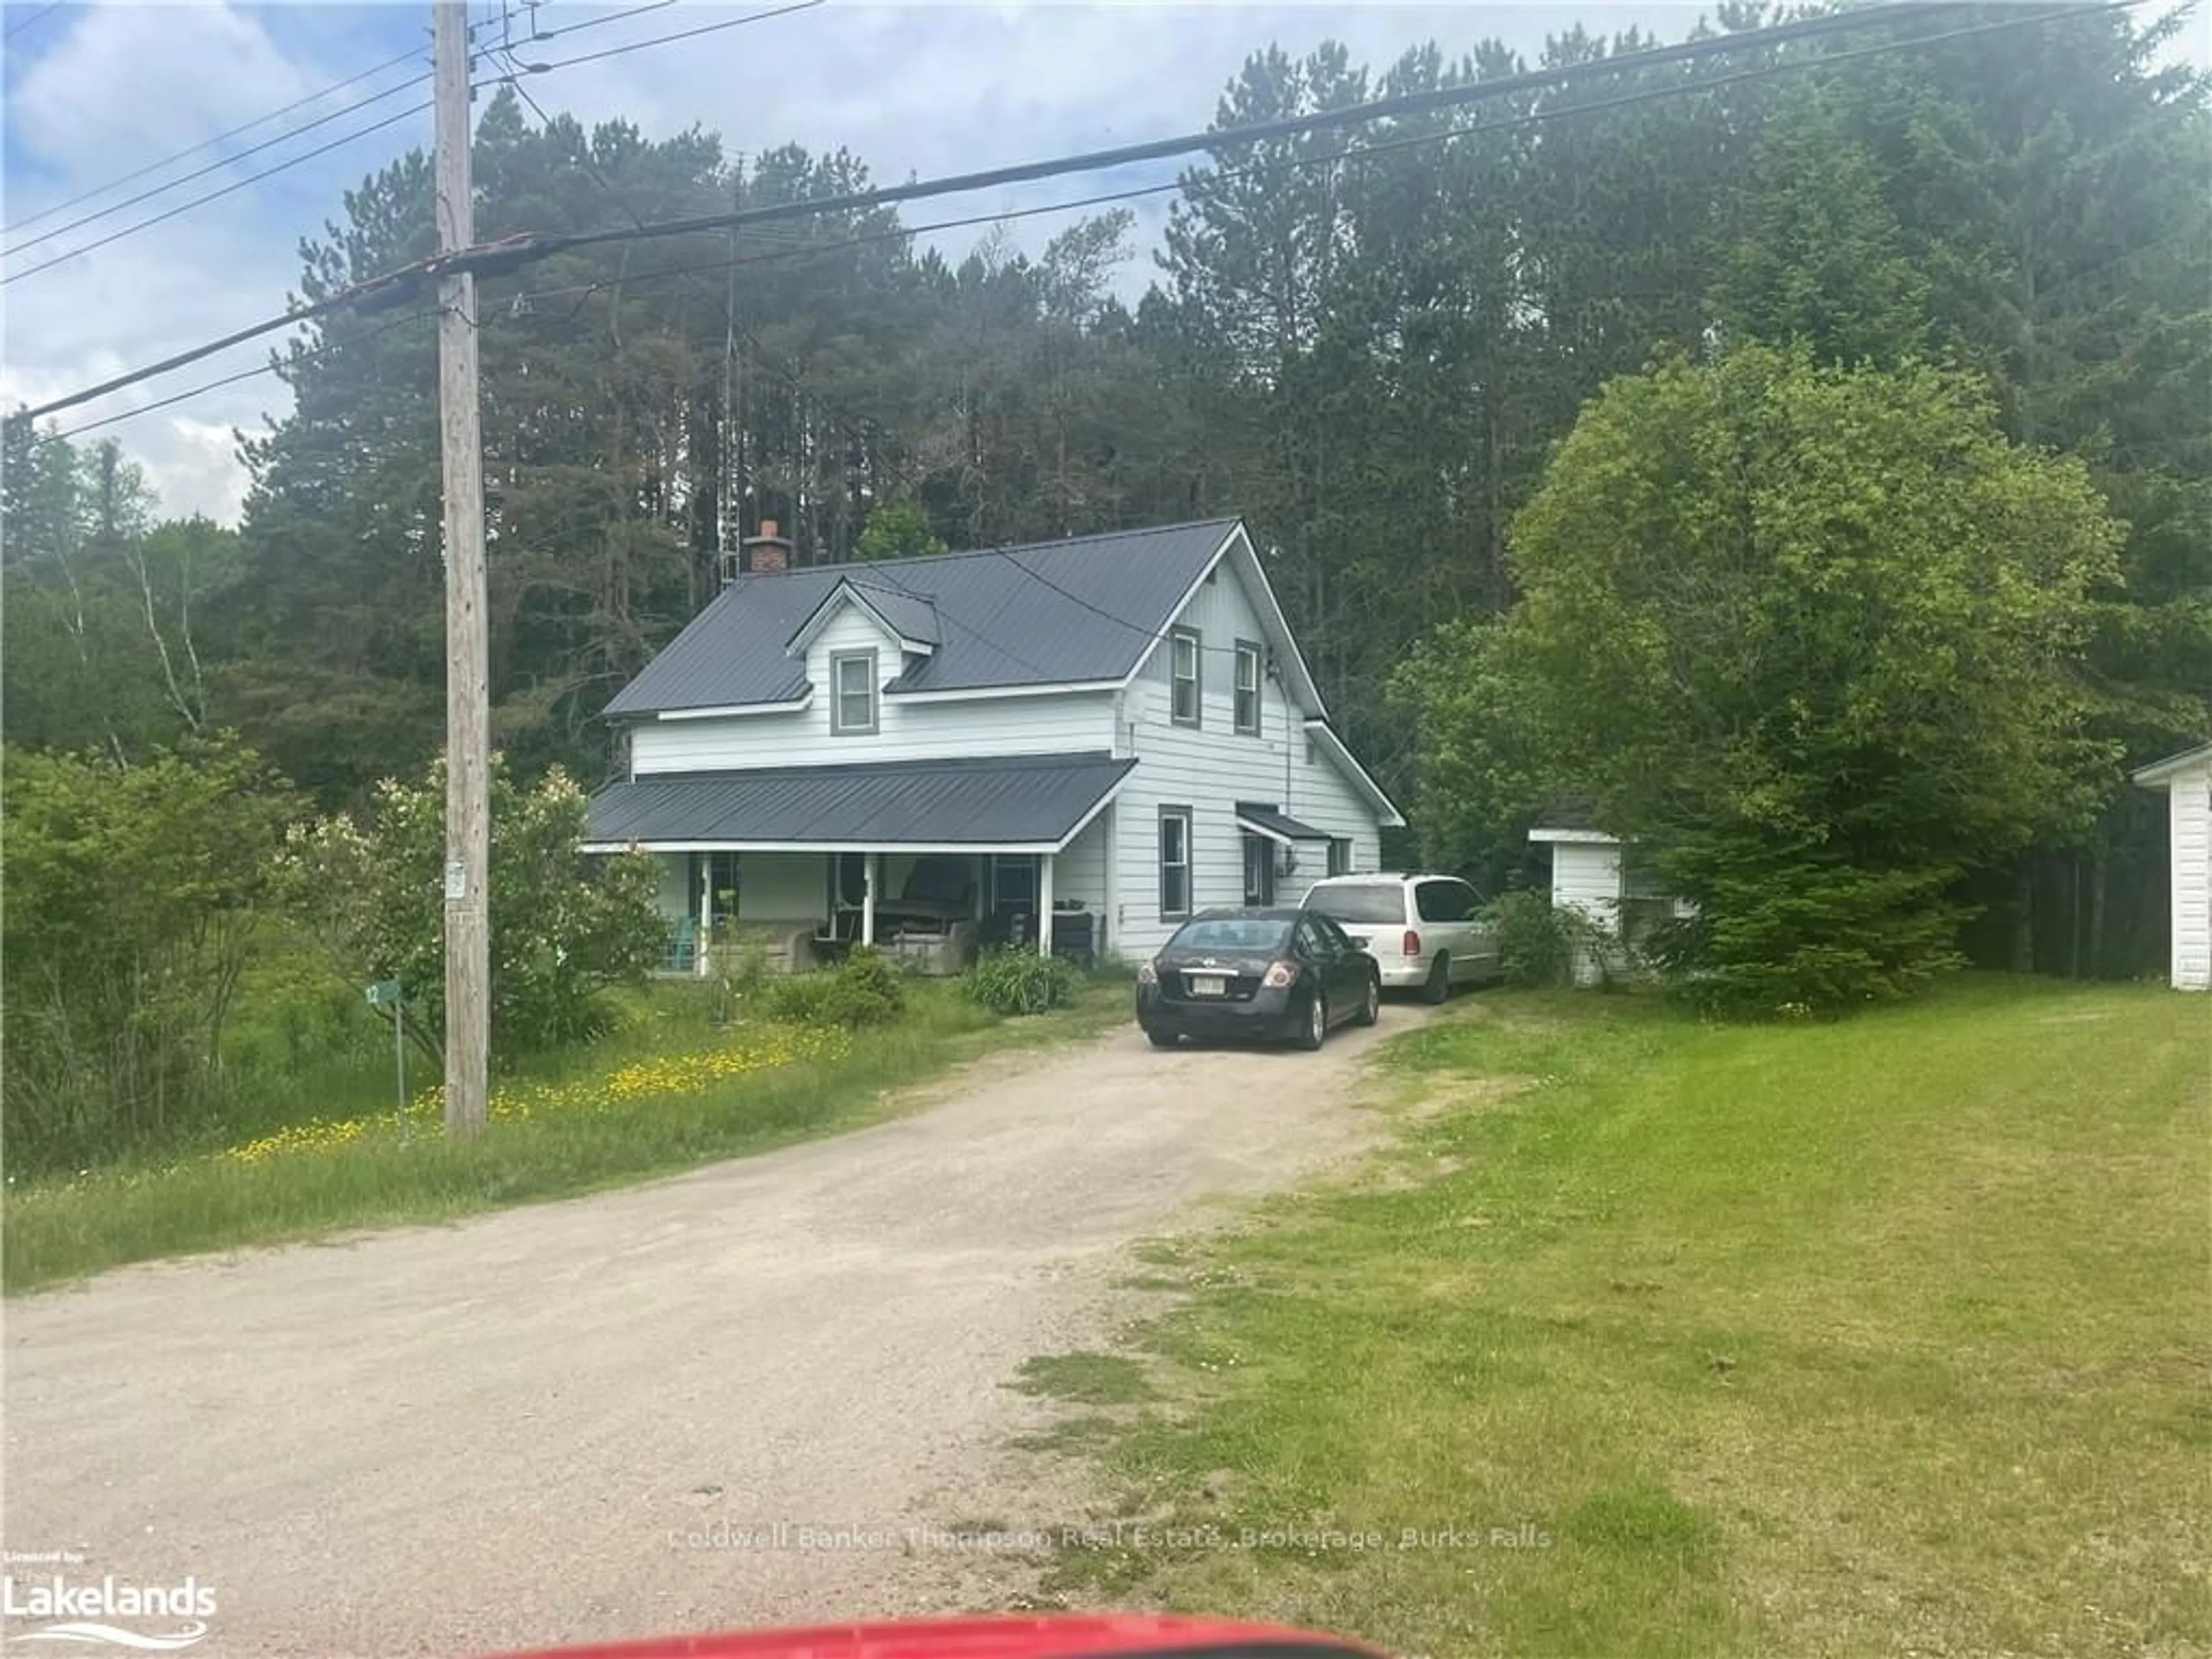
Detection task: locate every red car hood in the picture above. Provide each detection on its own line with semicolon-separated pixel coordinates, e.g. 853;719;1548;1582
484;1613;1384;1659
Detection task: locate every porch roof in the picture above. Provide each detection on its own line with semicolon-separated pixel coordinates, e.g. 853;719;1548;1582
1234;802;1333;846
582;751;1135;855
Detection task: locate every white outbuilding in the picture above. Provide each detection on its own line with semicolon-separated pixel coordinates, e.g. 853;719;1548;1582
2133;741;2212;990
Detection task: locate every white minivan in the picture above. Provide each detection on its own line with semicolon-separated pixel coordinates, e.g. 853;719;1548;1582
1301;873;1499;1002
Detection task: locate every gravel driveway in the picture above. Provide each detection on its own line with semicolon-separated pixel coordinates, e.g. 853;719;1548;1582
2;1013;1413;1658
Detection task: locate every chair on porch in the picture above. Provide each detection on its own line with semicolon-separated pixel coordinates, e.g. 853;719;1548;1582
664;914;698;974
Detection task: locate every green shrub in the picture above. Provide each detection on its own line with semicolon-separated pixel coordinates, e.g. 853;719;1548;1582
1483;889;1622;989
964;948;1080;1015
1638;828;1965;1017
765;946;906;1028
283;756;666;1058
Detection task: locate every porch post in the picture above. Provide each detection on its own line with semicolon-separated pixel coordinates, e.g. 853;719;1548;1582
696;853;713;978
1099;803;1116;961
1037;851;1055;959
861;853;877;946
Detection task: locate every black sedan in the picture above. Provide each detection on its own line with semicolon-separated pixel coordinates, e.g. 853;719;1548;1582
1137;907;1381;1051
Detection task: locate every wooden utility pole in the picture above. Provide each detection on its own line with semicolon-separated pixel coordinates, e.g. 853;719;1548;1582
433;0;488;1137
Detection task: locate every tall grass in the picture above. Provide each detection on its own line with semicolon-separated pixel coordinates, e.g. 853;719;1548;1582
5;974;1131;1294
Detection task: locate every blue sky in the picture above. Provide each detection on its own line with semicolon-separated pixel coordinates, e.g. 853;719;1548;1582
2;1;2203;522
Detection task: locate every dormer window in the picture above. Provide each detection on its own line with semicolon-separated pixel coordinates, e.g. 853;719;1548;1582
831;649;878;735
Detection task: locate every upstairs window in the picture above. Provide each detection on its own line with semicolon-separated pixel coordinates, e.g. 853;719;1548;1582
1234;640;1262;734
831;649;877;735
1170;628;1202;726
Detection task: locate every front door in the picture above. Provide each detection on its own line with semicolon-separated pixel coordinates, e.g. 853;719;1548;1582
1243;833;1276;907
988;853;1038;944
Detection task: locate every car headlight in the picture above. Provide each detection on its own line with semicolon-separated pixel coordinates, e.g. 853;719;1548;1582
1137;960;1158;985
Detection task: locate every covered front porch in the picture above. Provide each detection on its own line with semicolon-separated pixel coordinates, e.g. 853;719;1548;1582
652;847;1105;976
582;752;1131;976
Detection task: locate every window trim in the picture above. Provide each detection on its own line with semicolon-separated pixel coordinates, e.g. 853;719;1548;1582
830;648;878;736
1233;638;1262;736
1158;805;1194;919
1327;836;1353;877
1169;627;1202;728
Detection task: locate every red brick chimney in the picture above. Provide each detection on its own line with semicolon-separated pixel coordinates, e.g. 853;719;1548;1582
743;518;793;574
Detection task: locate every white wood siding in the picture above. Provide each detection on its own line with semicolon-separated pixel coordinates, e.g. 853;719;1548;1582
1056;811;1109;912
631;606;1116;774
1547;842;1623;988
2169;763;2211;989
1106;565;1384;961
1549;843;1623;923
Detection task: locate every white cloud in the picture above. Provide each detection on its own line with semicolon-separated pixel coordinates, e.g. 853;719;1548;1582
7;0;2199;525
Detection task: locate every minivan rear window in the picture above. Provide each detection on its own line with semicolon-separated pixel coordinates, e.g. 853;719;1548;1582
1305;884;1405;925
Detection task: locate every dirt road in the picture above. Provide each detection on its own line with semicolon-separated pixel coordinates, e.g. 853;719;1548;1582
3;1014;1410;1658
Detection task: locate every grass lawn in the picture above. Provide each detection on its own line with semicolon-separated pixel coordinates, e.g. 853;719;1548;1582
3;973;1132;1295
1030;976;2209;1658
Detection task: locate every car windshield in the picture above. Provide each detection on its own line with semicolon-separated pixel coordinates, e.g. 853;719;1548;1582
1306;884;1406;925
1168;917;1293;953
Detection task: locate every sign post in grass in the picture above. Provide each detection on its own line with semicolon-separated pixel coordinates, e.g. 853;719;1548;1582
366;979;407;1139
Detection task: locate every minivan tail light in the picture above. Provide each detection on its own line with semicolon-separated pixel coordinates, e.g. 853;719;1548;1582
1263;960;1297;989
1403;929;1421;958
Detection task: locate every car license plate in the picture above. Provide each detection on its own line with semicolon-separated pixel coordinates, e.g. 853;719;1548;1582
1187;974;1228;998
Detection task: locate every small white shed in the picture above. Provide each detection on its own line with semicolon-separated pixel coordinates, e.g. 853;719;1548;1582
2133;741;2212;991
1528;799;1680;986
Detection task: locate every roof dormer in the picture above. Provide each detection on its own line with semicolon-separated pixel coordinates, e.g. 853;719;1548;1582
785;575;941;667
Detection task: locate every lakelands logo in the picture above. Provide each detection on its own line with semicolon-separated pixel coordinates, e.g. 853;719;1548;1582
2;1573;217;1651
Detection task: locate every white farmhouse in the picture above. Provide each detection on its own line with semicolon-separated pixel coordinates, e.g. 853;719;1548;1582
583;517;1402;971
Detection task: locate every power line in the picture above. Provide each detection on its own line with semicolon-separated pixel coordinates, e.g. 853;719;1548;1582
499;0;823;73
497;0;2120;315
528;0;677;40
495;0;2161;385
3;70;433;259
3;2;63;42
42;308;440;445
3;2;811;281
2;0;682;243
1;98;432;287
524;0;2010;260
2;43;427;237
12;0;2147;424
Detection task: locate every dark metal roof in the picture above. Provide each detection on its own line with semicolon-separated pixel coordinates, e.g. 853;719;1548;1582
582;752;1136;850
604;518;1240;717
2132;739;2212;784
786;577;943;655
1234;802;1332;842
1532;793;1600;832
849;580;941;648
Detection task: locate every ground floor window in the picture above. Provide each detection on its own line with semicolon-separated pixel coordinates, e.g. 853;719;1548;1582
1327;836;1353;876
1160;808;1192;918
